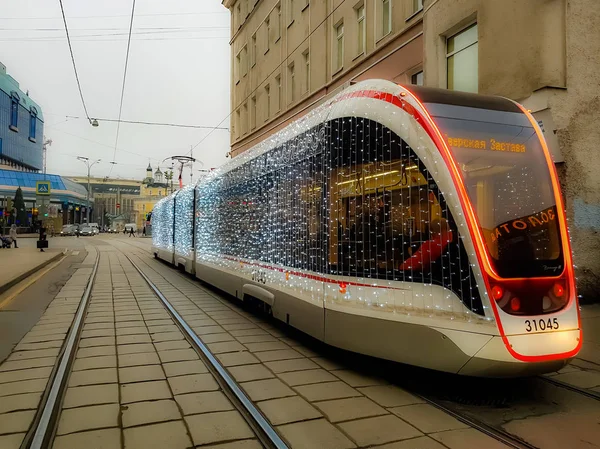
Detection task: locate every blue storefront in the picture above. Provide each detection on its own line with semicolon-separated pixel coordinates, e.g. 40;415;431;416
0;169;89;228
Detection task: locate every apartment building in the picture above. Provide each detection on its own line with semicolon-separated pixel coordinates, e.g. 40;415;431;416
223;0;425;157
223;0;600;300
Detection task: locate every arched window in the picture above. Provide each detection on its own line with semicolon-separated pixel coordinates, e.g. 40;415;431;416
10;92;20;130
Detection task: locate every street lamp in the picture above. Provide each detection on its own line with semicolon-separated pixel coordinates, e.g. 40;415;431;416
77;156;101;224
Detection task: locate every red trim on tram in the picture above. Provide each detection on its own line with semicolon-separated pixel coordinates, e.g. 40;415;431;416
391;86;580;362
221;255;409;291
333;86;580;362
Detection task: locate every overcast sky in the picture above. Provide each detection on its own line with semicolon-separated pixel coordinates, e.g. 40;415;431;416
1;0;230;183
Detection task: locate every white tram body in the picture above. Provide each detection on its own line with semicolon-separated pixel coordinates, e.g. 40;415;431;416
152;79;581;377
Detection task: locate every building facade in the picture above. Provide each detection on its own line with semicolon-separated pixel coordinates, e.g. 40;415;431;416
0;62;89;231
68;164;168;231
0;61;44;172
224;0;425;157
223;0;600;301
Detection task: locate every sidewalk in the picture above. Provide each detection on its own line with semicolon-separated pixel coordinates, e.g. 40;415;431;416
0;243;65;294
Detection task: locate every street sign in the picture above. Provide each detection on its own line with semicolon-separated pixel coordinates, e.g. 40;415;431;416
116;203;121;209
36;181;51;196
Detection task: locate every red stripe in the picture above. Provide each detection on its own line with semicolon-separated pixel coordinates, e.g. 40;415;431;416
221;255;407;290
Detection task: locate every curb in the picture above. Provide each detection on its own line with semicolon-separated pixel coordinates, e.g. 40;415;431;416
0;249;67;295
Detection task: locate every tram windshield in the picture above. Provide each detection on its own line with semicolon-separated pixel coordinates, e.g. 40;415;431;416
427;102;563;278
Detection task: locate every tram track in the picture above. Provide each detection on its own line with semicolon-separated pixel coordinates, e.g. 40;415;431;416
539;374;600;401
20;252;100;449
124;254;288;449
108;239;600;449
14;246;288;449
414;394;538;449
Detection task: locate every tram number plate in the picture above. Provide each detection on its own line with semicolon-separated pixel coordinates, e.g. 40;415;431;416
525;318;559;333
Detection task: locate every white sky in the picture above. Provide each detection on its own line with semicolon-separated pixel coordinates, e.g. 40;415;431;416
0;0;231;183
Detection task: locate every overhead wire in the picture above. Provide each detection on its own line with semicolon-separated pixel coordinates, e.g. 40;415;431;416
186;0;349;157
109;0;137;176
49;127;163;161
0;36;230;42
57;0;91;123
0;11;228;20
62;116;229;130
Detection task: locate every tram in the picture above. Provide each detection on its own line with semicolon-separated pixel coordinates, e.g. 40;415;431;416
152;79;581;377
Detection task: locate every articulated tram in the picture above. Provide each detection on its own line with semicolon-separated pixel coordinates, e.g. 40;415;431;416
152;79;581;377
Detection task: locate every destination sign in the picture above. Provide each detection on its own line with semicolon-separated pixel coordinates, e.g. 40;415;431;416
446;136;526;153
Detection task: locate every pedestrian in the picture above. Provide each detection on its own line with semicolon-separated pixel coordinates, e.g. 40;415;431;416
9;224;18;248
142;226;146;236
129;227;135;238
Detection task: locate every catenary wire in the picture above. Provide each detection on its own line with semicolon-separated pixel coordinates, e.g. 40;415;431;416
59;115;229;130
109;0;137;176
185;0;349;157
57;0;91;123
0;11;228;20
0;36;229;42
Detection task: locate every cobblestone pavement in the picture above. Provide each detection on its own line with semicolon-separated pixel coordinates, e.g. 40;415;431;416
0;247;97;447
4;235;599;449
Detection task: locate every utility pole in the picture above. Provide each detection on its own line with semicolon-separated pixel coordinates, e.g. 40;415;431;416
77;156;101;224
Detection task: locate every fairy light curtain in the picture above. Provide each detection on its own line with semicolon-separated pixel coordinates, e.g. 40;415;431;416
195;115;483;315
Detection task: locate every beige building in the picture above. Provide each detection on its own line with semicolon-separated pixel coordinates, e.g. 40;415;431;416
223;0;425;157
223;0;600;301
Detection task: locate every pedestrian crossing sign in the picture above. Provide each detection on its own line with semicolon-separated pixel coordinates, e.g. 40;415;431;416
36;181;51;196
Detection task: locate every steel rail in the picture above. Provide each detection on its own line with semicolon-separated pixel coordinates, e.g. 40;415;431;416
540;375;600;401
125;254;289;449
416;393;539;449
23;251;101;449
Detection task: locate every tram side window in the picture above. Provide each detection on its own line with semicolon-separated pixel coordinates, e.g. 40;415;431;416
328;117;456;280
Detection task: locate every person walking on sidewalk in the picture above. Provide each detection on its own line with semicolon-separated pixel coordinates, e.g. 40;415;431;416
9;224;18;248
129;227;135;238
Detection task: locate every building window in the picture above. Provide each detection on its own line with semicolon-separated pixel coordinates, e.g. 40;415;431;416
236;109;241;137
447;23;478;93
357;5;365;56
251;96;257;129
235;51;241;83
242;45;248;77
303;50;310;93
413;0;423;12
265;17;271;53
10;92;19;131
335;22;344;72
411;71;423;86
382;0;391;36
243;102;248;135
276;3;282;40
288;0;294;25
265;84;271;121
288;63;296;102
236;2;242;29
276;74;282;111
251;33;257;67
29;107;37;141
